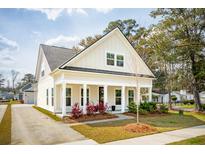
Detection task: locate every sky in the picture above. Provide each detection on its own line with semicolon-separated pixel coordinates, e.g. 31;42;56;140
0;8;159;84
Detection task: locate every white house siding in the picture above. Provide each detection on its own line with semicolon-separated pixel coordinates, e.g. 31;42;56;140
67;30;153;77
37;52;54;112
23;92;34;104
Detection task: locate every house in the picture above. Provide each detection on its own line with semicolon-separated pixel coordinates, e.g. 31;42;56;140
152;90;194;104
19;83;37;104
35;28;155;116
200;91;205;104
0;91;14;100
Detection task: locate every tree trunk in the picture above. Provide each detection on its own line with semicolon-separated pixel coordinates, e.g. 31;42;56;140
190;51;203;111
168;90;172;110
192;79;202;111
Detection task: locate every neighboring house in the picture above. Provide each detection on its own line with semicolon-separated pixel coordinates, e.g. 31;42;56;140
200;91;205;104
0;91;14;100
19;83;37;104
35;28;155;116
153;90;194;104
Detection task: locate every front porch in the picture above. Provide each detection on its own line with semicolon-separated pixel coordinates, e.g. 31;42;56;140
54;82;152;116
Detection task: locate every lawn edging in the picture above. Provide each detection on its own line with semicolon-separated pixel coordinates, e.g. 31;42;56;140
0;104;11;145
33;106;62;121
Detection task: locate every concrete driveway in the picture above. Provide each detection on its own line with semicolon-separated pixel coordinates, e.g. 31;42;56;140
11;104;86;145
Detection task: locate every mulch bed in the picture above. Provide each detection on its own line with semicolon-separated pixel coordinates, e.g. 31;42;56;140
123;112;168;117
63;113;118;123
124;123;157;133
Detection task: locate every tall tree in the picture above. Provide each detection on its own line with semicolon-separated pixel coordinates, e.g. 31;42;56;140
21;73;35;84
151;8;205;111
11;70;19;95
0;74;5;88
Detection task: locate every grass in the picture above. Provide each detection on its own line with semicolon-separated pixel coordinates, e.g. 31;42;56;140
175;104;195;109
0;104;11;145
33;106;62;121
169;135;205;145
71;112;205;143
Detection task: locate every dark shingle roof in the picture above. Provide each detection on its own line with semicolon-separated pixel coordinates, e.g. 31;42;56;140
61;66;154;78
40;44;77;71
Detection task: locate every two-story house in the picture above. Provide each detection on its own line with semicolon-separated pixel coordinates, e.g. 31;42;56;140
35;28;154;117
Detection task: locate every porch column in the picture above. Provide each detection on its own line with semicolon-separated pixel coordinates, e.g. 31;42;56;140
53;84;57;113
149;87;152;102
103;85;108;104
83;84;87;114
62;82;66;116
121;86;125;113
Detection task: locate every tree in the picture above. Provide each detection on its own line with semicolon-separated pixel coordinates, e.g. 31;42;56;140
0;74;5;88
21;73;35;84
151;8;205;111
103;19;139;42
11;70;19;94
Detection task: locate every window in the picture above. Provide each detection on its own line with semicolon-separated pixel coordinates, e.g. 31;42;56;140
66;88;71;106
81;88;89;106
117;55;124;67
140;88;149;102
51;88;54;106
107;53;115;66
128;90;134;103
115;89;121;105
46;89;49;105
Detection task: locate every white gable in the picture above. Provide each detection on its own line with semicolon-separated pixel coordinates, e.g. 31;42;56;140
35;47;51;81
64;28;154;76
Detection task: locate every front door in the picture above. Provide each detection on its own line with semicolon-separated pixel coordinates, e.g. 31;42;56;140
99;87;104;103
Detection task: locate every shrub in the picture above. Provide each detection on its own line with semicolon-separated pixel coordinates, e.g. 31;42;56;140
128;101;137;113
98;102;108;114
71;103;82;118
139;108;148;115
171;95;177;102
182;100;195;105
158;104;168;113
86;103;96;115
202;104;205;110
140;102;157;113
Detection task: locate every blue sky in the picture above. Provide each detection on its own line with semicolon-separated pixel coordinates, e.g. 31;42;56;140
0;8;159;83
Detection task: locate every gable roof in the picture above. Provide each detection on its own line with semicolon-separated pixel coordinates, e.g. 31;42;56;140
40;44;77;71
58;27;155;77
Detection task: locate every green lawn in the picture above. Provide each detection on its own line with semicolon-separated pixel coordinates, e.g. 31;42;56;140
0;104;11;145
33;106;62;121
175;104;195;109
71;112;205;144
169;135;205;145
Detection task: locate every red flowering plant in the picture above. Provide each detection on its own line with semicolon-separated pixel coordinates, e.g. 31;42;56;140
98;102;108;114
86;103;96;115
71;103;82;118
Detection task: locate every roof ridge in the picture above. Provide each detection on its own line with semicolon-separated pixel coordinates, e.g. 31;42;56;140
40;44;73;50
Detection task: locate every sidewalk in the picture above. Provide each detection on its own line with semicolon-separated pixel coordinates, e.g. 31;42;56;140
106;125;205;145
68;114;134;126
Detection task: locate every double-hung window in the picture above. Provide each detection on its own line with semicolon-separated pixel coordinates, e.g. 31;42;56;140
117;55;124;67
128;90;134;103
51;88;54;106
107;53;115;66
46;89;49;105
81;88;89;106
115;89;122;105
66;88;71;106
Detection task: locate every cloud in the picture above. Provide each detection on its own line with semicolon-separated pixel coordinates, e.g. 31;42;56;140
95;8;113;14
26;8;88;21
0;35;19;52
26;8;64;21
45;35;80;48
67;8;88;16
